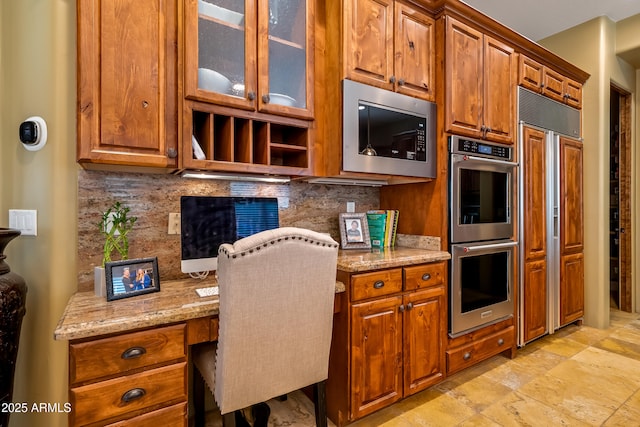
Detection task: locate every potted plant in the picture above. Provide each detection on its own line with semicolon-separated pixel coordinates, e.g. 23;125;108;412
95;201;137;296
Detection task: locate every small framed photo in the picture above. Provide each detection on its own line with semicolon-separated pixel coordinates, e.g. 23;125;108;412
339;213;371;250
105;257;160;301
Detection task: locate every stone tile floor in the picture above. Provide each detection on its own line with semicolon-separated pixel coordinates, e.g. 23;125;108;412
206;309;640;426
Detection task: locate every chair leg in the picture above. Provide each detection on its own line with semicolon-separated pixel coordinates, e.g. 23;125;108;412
193;370;205;427
222;412;237;427
313;380;328;427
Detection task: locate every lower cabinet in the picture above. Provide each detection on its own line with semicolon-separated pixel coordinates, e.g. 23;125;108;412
68;324;188;426
328;261;447;426
445;317;516;376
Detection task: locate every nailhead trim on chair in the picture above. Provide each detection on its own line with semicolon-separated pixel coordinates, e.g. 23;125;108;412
219;235;339;259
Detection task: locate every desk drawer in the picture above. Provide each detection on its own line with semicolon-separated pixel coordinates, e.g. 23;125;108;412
105;402;187;427
351;269;402;302
446;326;515;375
404;262;446;291
70;324;186;384
70;362;186;426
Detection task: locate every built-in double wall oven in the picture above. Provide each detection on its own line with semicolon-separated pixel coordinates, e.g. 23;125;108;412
449;135;518;336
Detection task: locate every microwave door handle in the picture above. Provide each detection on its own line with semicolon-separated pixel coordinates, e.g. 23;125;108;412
462;241;518;252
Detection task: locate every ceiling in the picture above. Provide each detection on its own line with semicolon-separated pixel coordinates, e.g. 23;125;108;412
461;0;640;42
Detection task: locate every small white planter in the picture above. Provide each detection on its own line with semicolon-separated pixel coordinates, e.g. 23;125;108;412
94;266;106;297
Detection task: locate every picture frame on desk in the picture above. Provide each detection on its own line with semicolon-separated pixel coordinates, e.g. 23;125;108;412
105;257;160;301
339;213;371;250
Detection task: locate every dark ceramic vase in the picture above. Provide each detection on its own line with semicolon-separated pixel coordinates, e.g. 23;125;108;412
0;228;27;427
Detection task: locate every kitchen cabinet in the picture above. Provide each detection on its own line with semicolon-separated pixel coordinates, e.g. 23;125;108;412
519;55;582;109
559;137;584;325
521;126;547;342
184;0;313;118
328;261;446;425
444;16;516;144
77;0;179;169
344;0;435;101
446;318;515;375
183;0;314;174
68;324;187;426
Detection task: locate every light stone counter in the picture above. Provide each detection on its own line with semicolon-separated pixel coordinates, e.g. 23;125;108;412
337;246;451;272
54;277;346;341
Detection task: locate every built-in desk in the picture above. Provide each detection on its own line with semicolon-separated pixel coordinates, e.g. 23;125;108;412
55;246;445;426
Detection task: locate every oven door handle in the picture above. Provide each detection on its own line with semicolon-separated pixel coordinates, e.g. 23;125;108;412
462;241;518;252
456;154;518;167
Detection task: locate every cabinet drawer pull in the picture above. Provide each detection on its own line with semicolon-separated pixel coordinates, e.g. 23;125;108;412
121;346;147;360
497;338;505;346
421;273;431;281
373;280;385;289
121;388;146;404
463;352;472;361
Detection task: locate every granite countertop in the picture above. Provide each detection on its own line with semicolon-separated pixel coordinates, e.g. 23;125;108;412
55;242;449;341
337;246;451;272
54;277;346;342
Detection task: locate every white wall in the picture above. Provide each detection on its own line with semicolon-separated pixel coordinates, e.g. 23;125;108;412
0;1;77;426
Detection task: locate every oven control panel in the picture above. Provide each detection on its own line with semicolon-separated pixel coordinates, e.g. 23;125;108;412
450;136;512;161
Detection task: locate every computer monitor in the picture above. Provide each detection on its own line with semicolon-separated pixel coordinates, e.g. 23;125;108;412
180;196;280;274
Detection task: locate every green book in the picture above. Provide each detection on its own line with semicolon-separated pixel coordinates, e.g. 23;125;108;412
366;211;387;248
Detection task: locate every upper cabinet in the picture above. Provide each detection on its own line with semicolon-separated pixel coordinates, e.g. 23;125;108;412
444;16;516;144
344;0;435;101
519;55;582;109
77;0;179;169
184;0;314;119
181;0;315;175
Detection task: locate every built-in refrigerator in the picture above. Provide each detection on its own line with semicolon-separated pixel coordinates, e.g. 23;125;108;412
517;87;585;346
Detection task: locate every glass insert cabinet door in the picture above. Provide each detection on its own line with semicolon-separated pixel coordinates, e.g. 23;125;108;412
184;0;313;118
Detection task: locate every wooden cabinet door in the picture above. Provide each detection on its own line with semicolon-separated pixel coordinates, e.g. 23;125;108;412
445;17;483;138
394;3;435;101
402;287;445;396
345;0;394;90
522;126;547;261
542;68;565;103
560;252;584;326
522;259;547;343
560;137;584;254
564;78;582;109
519;55;543;93
77;0;178;168
482;35;515;143
350;296;402;420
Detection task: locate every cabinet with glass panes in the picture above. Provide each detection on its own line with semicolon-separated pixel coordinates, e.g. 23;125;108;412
182;0;314;174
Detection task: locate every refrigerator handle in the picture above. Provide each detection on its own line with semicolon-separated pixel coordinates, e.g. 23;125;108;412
554;206;559;237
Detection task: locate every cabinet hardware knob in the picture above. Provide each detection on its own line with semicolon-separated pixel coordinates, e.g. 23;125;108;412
497;338;504;346
373;280;385;289
121;388;146;403
389;76;396;84
398;78;405;86
421;273;431;281
121;346;147;359
399;304;405;312
247;91;256;101
406;302;413;310
142;101;149;108
262;94;270;103
167;148;178;159
463;352;471;361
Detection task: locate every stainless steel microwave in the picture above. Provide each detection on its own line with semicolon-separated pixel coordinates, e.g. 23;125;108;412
342;79;437;178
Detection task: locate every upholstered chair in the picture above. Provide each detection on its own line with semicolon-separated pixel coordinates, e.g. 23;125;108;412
192;227;339;427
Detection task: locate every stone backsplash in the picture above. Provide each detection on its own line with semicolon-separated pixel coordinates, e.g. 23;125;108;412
77;169;380;291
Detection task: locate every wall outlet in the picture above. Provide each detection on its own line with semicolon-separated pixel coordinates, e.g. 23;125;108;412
168;213;180;235
346;201;356;213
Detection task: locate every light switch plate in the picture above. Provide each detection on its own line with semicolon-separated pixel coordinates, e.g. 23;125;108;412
9;209;37;236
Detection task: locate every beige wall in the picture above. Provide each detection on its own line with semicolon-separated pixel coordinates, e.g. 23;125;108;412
540;17;638;328
0;1;77;426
